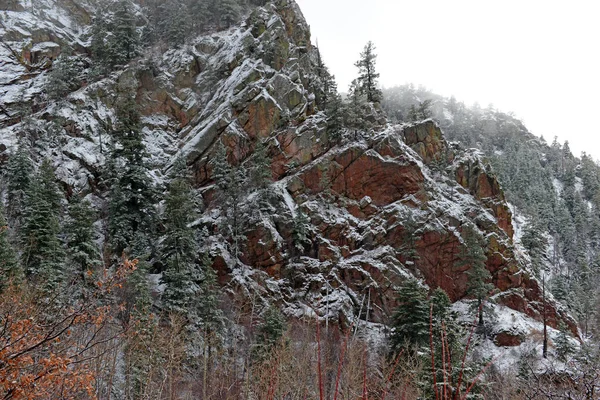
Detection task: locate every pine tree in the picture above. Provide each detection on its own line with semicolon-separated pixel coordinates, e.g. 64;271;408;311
418;99;433;119
211;142;248;261
160;158;202;321
196;252;224;399
389;279;430;356
460;225;493;326
157;0;190;46
292;209;311;257
551;274;570;306
21;159;65;292
197;253;224;336
65;194;101;285
554;322;575;362
315;45;329;108
217;0;240;28
325;86;344;143
110;0;139;66
188;0;211;31
354;41;382;103
521;217;548;276
248;141;272;190
407;104;419;122
124;258;158;398
315;46;343;141
46;52;84;100
430;287;458;335
253;305;286;360
5;144;34;228
0;205;20;290
345;79;368;138
107;96;157;382
574;261;596;337
108;96;157;259
90;11;111;73
408;99;433;122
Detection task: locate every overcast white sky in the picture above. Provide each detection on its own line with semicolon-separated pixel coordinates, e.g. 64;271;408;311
296;0;600;160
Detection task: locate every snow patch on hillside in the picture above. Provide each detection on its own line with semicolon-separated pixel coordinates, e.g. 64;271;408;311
552;178;563;196
454;301;577;371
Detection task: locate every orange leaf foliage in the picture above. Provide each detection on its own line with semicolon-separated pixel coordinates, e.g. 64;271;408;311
0;259;136;399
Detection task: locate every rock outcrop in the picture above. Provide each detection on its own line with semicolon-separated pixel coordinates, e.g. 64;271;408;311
0;0;578;345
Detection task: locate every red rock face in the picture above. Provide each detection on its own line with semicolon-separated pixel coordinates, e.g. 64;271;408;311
202;115;576;336
271;122;330;179
330;151;425;205
402;120;453;165
241;224;285;278
139;88;191;127
414;230;466;301
243;98;281;139
494;331;524;347
455;159;514;238
293;147;425;205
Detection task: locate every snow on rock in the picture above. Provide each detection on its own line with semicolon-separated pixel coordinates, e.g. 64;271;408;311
454;301;579;372
552;177;563;196
574;176;584;193
509;203;527;243
0;0;579;361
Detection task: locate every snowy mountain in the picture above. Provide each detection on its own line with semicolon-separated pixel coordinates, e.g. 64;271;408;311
1;1;591;396
0;0;577;343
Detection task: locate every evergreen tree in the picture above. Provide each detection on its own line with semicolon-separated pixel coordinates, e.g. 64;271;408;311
107;96;157;384
408;100;433;121
555;200;577;266
5;144;34;228
0;205;20;290
157;0;190;46
253;305;287;360
315;45;343;141
188;0;211;31
554;322;575;362
551;274;570;306
291;209;311;257
21;159;65;292
90;11;111;73
108;96;157;259
354;41;382;103
248;141;272;190
211;142;249;261
344;79;368;138
430;287;459;339
389;279;430;356
124;258;158;398
218;0;241;28
407;104;419;122
65;194;102;285
325;85;344;143
315;46;330;108
191;249;225;389
197;253;224;336
521;217;548;276
160;158;202;321
459;225;493;326
110;0;139;66
46;52;84;100
418;99;433;119
574;261;596;337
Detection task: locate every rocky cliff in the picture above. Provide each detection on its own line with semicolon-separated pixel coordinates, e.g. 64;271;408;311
0;0;577;349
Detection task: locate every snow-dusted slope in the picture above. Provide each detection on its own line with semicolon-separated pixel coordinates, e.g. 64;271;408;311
0;0;578;368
